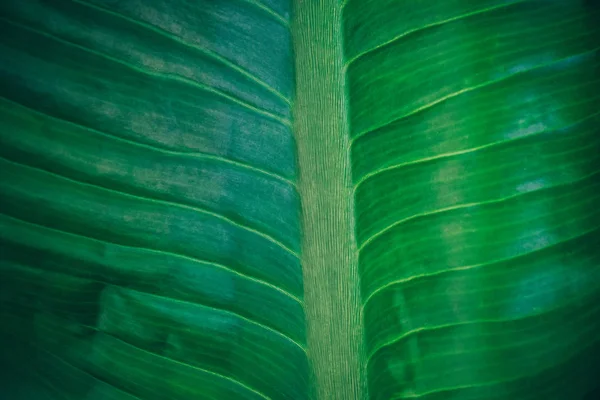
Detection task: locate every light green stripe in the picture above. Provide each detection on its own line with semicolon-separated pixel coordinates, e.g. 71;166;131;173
292;1;367;399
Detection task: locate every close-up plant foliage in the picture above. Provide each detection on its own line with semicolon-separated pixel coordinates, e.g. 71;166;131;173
0;0;599;399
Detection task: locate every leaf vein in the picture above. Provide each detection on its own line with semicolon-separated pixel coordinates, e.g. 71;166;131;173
362;225;600;308
0;156;299;258
1;259;305;349
240;0;289;27
388;336;600;399
353;109;600;189
70;0;291;104
366;274;600;362
0;98;296;187
0;213;303;305
121;286;307;353
103;331;274;400
1;17;290;127
351;47;600;142
358;165;600;252
343;0;527;68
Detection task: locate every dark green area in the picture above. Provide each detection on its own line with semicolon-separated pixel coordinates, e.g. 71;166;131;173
1;0;599;399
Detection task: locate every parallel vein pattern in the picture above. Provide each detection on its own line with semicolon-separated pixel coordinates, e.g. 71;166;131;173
0;1;309;399
292;1;367;398
344;1;600;399
3;1;600;399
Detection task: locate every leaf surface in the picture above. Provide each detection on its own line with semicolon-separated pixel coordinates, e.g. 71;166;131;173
1;0;599;399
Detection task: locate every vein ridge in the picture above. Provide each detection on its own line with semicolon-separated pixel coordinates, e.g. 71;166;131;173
0;97;296;187
70;0;291;104
0;213;303;304
351;47;600;142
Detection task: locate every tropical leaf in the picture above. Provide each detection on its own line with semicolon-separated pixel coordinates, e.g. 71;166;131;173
0;1;599;400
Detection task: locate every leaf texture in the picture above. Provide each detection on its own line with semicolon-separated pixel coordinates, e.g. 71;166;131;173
0;0;309;399
1;0;600;399
344;0;600;399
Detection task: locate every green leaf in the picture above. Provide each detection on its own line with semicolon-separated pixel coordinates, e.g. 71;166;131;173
1;1;599;399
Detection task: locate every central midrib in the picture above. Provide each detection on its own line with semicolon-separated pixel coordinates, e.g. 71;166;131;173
292;1;366;399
